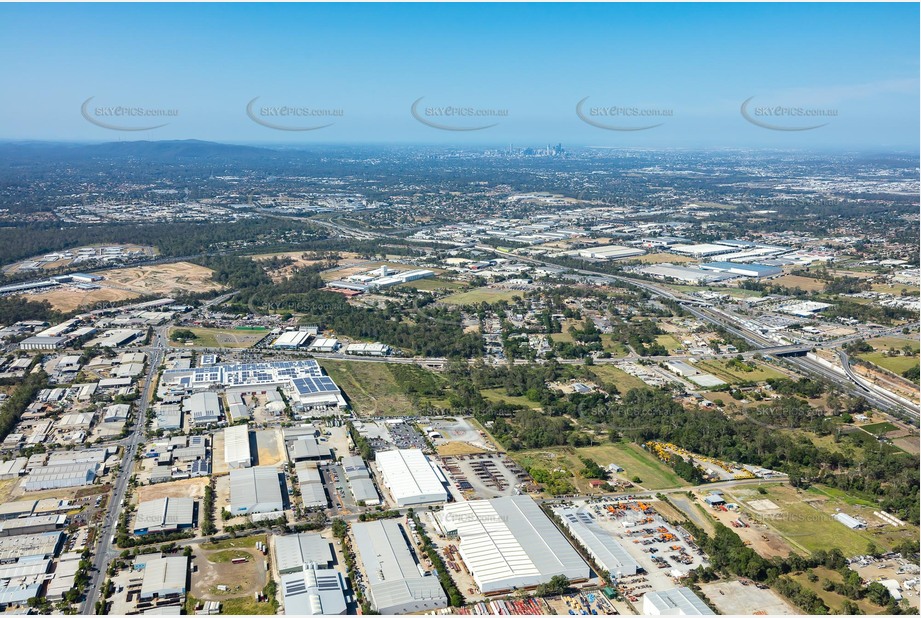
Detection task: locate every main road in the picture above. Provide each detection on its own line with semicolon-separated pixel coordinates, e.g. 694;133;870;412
81;326;168;614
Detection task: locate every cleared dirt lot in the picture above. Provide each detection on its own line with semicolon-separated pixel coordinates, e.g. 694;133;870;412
191;539;267;601
699;580;797;614
136;477;209;502
24;286;141;312
254;429;284;466
104;261;224;295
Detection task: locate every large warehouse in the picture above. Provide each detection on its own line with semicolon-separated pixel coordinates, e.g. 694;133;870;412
224;424;252;469
133;497;195;536
185;391;222;426
699;261;782;278
552;507;640;578
643;587;714;615
229;467;285;515
440;495;590;595
280;565;348;615
274;533;334;575
140;556;189;601
161;360;346;409
375;449;448;507
351;519;448;614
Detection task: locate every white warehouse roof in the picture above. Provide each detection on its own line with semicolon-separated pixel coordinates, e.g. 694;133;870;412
274;533;333;574
351;519;448;614
440;495;590;594
553;507;640;577
224;424;252;469
376;449;448;507
133;497;195;535
643;587;714;615
140;556;188;600
229;466;284;515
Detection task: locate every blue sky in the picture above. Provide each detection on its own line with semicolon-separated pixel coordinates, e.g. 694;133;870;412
0;3;917;149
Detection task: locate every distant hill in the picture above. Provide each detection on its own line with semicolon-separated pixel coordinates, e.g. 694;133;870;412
0;139;286;164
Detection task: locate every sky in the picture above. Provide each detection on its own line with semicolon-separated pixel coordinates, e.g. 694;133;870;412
0;2;918;150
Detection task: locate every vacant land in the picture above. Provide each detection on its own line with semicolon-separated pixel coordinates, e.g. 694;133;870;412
23;286;141;312
858;351;919;375
697;359;787;383
859;421;899;436
655;334;683;352
441;287;524;305
699;580;797;615
317;359;415;416
104;261;223;295
578;442;689;490
790;567;888;615
481;388;542;410
772;274;826;292
396;277;466;292
169;326;266;348
867;336;920;353
588;365;650;393
136;477;209;502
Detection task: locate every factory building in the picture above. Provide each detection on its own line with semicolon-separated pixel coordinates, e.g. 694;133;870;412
133;498;195;536
351;519;448;614
294;462;328;509
643;587;714;615
288;436;331;462
698;262;782;278
224;424;252;469
274;533;334;574
307;338;339;353
571;245;646;260
272;330;312;349
185;392;222;426
229;466;285;515
552;507;640;577
341;456;381;506
21;463;99;491
639;264;734;284
440;495;590;595
0;514;66;537
344;342;391;357
375;449;449;507
670;243;736;258
280;565;348;616
155;404;182;431
139;556;189;601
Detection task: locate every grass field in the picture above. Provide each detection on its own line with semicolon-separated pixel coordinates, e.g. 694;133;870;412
790;567;886;615
201;535;266;551
602;337;629;356
208;549;252;563
317;359;415;416
218;596;276;615
168;327;264;348
588;365;649;393
859;421;899;436
772;274;826;292
697;359;787;383
577;442;690;490
866;336;920;353
396;277;466;292
481;388;542;410
655;334;683;352
510;442;689;494
872;282;921;295
730;484;917;556
858;351;919;375
441;287;525;305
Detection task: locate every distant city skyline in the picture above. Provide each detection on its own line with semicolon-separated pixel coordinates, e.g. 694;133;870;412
0;3;918;149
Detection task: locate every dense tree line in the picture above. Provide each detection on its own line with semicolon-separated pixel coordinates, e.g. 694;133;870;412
0;370;47;443
0;296;59;325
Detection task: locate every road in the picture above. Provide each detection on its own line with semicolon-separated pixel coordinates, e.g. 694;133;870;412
81;326;167;614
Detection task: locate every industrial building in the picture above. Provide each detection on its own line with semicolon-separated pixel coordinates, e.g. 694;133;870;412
307;338;339;353
698;261;782;278
344;342;391;357
155;404;182;431
351;519;448;614
133;498;195;536
272;331;312;349
341;456;381;506
778;301;833;318
274;533;334;574
670;243;736;258
295;462;328;509
440;495;591;594
288;436;332;462
280;565;348;616
0;514;66;537
139;556;189;601
639;264;734;284
571;245;646;260
21;463;99;491
229;466;285;515
185;392;222;426
224;424;252;469
642;587;714;615
375;449;449;507
833;512;867;530
552;507;640;578
161;360;346;410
